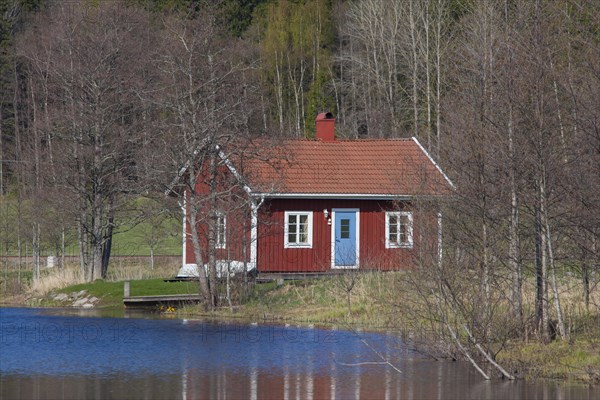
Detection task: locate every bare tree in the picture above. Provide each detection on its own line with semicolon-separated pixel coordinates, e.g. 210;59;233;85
335;0;450;147
152;7;261;309
16;2;154;281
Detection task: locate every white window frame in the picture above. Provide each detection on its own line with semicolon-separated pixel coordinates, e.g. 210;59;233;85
215;212;226;249
284;211;313;248
385;211;413;249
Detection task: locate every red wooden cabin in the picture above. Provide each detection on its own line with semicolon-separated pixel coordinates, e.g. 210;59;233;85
180;113;453;275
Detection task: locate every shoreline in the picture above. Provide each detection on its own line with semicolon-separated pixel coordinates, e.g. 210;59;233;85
2;302;598;386
2;273;599;387
2;300;599;386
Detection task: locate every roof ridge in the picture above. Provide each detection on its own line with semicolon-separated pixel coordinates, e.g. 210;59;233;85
287;137;414;143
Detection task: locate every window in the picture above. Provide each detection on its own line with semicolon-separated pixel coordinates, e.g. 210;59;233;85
340;219;350;239
284;211;313;248
216;212;226;249
385;211;413;248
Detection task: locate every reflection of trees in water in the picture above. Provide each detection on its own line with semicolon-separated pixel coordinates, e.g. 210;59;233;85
4;361;598;399
180;365;397;399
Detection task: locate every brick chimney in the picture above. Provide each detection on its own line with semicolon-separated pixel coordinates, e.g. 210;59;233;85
315;112;335;142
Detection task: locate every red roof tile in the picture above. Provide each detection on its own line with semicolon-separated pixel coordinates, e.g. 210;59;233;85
238;138;453;197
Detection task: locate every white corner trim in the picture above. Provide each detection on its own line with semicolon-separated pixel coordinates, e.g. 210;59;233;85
181;195;187;268
215;212;226;249
411;137;456;190
250;204;259;267
437;211;443;268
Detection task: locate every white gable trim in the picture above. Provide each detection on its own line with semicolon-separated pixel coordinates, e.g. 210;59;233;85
164;138;211;196
217;146;253;196
216;145;263;270
411;137;455;190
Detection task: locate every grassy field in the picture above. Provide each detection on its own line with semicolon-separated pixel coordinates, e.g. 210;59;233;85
0;228;182;257
0;195;182;257
110;220;182;256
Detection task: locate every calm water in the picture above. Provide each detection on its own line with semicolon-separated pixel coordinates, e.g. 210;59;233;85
0;307;597;400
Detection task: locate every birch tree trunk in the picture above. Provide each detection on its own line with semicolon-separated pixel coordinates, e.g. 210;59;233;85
542;198;567;340
207;149;219;309
275;52;284;133
507;103;522;326
188;184;211;306
409;0;419;137
422;1;432;151
535;187;550;343
434;0;443;158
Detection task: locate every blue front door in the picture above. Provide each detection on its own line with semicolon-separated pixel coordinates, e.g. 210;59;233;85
334;211;357;267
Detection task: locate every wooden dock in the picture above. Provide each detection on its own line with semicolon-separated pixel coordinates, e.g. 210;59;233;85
122;280;202;308
123;294;202;308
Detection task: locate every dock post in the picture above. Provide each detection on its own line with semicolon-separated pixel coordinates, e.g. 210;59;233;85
124;281;130;298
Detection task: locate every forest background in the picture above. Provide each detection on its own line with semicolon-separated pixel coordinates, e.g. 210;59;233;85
0;0;599;373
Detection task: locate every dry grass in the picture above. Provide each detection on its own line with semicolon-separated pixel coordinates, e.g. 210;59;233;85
29;265;84;296
105;256;180;281
1;256;181;298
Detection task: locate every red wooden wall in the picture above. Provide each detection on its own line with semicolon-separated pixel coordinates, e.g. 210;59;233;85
184;200;252;266
184;163;252;266
256;199;438;272
184;160;439;271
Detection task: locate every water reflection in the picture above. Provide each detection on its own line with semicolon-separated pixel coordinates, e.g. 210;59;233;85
1;308;597;400
3;365;597;400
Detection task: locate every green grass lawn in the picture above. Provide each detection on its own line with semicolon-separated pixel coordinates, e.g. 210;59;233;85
0;195;182;257
111;220;182;256
0;225;182;257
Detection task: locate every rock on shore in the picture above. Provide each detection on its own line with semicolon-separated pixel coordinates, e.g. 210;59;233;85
50;290;100;308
